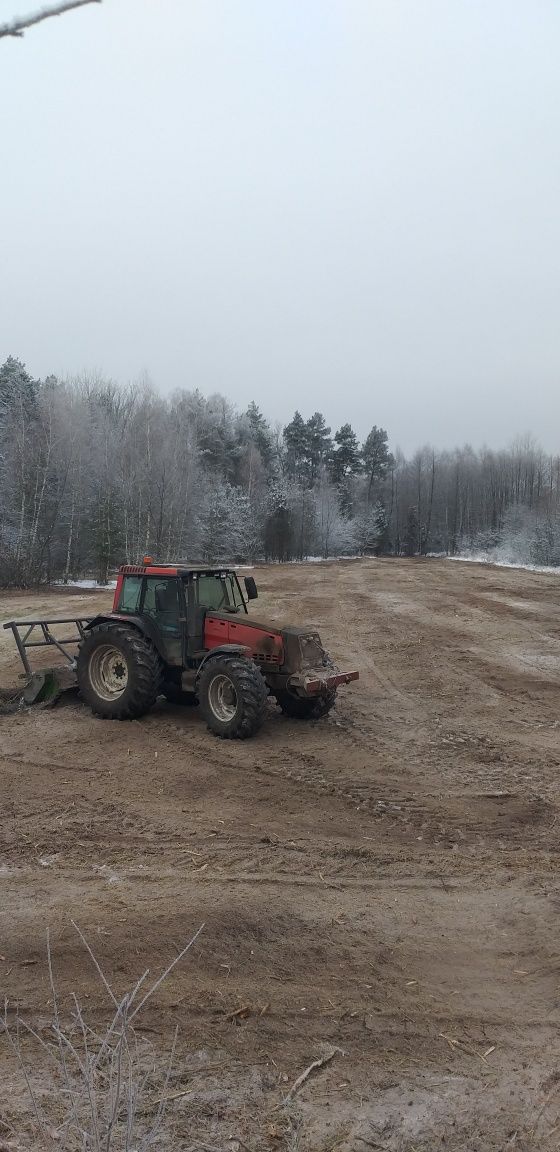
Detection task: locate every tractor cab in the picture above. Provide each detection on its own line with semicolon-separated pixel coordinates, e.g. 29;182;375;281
112;563;259;667
115;563;256;616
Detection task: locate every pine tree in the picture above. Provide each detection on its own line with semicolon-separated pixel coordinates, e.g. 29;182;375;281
404;507;419;556
305;412;332;483
245;401;273;467
0;356;38;417
283;411;309;481
329;423;361;484
362;426;392;503
263;481;295;561
373;503;391;555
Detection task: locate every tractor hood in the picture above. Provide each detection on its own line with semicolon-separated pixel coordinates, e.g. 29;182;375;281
206;611;326;671
210;610;308;637
245;616;312;638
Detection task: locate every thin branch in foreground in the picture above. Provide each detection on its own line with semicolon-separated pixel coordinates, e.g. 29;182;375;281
70;918;119;1009
2;1002;44;1136
128;923;205;1023
3;923;205;1148
282;1047;341;1104
0;0;101;41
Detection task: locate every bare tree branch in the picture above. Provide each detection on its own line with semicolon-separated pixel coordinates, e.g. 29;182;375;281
0;0;101;40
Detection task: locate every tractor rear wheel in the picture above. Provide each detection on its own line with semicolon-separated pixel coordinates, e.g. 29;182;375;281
198;656;267;739
275;688;336;720
77;624;162;720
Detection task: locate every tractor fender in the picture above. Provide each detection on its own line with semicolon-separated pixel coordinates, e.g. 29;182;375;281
195;643;253;683
84;614;169;662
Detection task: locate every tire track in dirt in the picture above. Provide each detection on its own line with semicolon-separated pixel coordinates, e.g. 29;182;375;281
4;559;560;1149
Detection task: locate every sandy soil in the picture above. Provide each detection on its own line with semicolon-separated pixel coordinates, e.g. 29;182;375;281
2;559;560;1150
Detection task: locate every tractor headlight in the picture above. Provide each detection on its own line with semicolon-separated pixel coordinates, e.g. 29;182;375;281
299;633;325;668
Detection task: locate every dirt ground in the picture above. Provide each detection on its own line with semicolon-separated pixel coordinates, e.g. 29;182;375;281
2;558;560;1150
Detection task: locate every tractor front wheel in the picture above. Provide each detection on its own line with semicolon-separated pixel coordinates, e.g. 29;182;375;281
77;624;162;720
275;688;336;720
198;656;267;739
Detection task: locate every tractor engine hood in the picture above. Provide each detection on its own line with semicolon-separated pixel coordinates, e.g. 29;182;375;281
205;611;326;671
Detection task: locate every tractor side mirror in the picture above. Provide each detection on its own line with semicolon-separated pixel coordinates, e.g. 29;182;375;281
244;576;258;601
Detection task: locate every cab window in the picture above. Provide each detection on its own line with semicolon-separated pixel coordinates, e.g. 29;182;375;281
195;574;228;609
194;573;246;612
143;577;181;633
227;574;245;609
118;575;142;613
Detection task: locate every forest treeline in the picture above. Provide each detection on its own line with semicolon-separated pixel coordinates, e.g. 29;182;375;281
1;355;559;585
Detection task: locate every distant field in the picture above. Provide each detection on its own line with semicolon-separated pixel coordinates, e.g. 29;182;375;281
2;558;560;1149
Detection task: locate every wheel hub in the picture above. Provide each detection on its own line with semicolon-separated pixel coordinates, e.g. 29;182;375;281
89;644;129;701
207;673;238;722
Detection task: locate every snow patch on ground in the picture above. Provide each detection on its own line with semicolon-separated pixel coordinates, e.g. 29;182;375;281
288;554;368;563
54;579;117;589
448;554;560;576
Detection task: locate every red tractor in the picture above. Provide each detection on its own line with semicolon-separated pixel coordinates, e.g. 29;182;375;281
75;560;358;739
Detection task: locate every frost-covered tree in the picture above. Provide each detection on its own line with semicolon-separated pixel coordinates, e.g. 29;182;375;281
5;353;560;580
244;401;274;468
195;482;257;564
353;503;390;556
263;481;295;561
314;470;354;557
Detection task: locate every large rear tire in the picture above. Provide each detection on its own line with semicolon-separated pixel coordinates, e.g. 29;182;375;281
275;688;336;720
198;656;267;739
77;624;162;720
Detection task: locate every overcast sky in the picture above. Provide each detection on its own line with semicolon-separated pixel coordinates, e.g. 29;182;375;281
1;0;559;454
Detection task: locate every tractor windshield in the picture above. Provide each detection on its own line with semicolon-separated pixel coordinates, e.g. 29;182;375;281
194;573;247;613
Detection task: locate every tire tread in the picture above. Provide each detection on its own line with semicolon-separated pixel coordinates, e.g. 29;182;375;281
77;624;162;720
198;656;267;739
276;688;336;720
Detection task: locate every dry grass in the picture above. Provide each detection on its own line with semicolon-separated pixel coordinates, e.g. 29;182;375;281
1;922;204;1150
